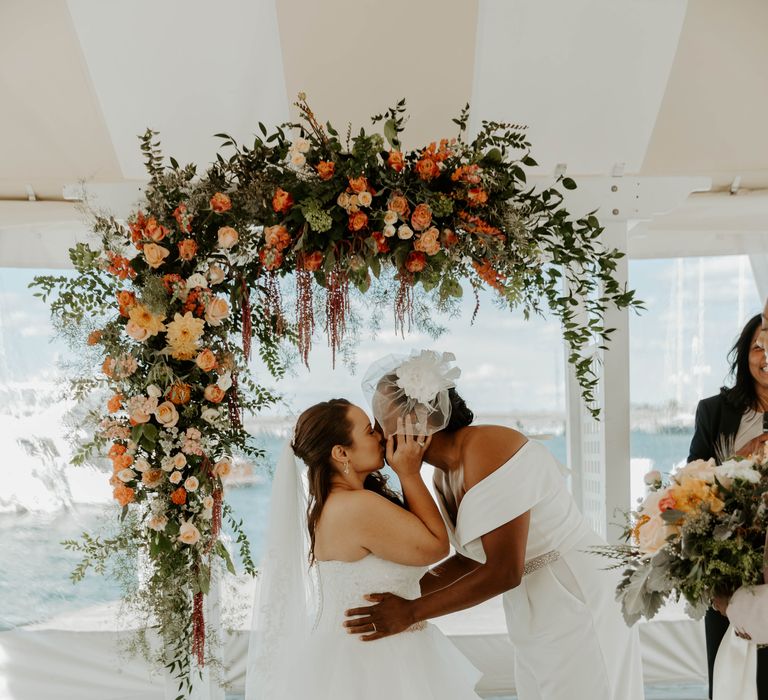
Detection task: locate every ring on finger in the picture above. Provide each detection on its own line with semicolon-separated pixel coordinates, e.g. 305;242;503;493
416;439;425;447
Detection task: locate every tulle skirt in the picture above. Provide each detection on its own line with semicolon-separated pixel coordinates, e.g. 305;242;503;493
282;622;482;699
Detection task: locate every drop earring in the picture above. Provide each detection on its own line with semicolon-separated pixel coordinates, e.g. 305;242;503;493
343;461;350;475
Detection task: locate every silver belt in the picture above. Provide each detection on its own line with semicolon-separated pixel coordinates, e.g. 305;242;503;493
523;549;560;576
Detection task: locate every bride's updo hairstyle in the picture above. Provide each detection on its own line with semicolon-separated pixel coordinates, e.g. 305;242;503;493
445;387;474;431
291;398;403;563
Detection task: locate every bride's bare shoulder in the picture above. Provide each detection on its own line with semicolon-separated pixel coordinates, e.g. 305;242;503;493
460;425;528;489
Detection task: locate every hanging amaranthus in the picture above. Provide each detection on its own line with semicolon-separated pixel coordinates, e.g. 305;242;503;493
296;268;315;367
325;265;350;367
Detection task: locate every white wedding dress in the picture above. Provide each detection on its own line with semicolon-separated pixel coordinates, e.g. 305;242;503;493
279;554;482;699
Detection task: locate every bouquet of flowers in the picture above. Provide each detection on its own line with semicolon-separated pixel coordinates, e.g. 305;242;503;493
596;452;768;625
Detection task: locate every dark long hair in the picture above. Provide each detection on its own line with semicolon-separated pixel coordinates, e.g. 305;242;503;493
291;399;402;563
722;313;763;412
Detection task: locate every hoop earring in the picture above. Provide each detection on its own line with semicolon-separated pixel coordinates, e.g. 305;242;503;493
343;461;350;475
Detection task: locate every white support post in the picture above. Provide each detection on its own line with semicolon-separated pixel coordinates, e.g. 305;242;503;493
560;175;710;542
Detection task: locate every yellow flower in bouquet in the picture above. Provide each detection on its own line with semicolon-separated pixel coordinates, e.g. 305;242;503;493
128;304;166;336
667;475;725;515
165;311;205;360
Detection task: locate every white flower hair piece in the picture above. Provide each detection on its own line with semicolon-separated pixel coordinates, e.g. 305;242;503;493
362;350;461;438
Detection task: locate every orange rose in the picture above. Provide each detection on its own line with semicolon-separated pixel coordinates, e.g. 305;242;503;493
144;217;168;242
300;251;324;272
204;384;226;403
195;349;218;372
272;188;294;214
113;454;134;471
410;203;432;232
108;443;127;460
144;243;170;269
170;486;187;505
441;228;458;248
405;251;427;273
173;203;192;233
388;195;409;217
371;232;390;254
87;330;102;346
316;161;335;180
107;394;123;413
210;192;232;213
113;483;135;507
387;151;404;172
178;239;198;261
264;225;292;251
467;188;489;207
117;291;137;317
102;356;116;377
142;469;163;488
348;210;368;232
415;157;440;181
166;382;191;405
348;176;369;194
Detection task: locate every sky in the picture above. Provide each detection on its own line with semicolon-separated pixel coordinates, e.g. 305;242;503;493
0;254;761;417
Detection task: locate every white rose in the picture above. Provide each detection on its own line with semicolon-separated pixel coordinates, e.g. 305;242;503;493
146;384;162;398
383;210;398;226
217;371;233;391
186;273;208;289
117;468;136;483
357;191;372;207
184;476;199;492
202;495;215;510
148;514;168;532
126;320;150;342
643;470;662;486
714;459;762;488
169;471;183;484
294;137;311;154
161;456;175;472
637;515;672;556
383;225;396;238
201;408;220;423
134;457;151;473
397;225;414;240
676;458;717;483
173;453;187;469
217;227;239;249
290;152;306;168
178;520;201;546
208;264;226;285
205;298;230;327
200;508;213;520
336;192;350;210
154;401;179;428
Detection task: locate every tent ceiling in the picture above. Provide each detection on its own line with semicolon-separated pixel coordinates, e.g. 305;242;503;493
0;0;766;258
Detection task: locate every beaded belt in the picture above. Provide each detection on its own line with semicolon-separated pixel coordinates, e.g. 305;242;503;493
523;549;560;576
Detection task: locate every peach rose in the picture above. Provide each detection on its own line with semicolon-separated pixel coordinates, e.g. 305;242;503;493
337;192;351;210
148;514;168;531
173;453;187;469
210;192;232;213
166;382;191;405
383;225;396;238
116;468;136;483
143;243;170;269
415;157;440;181
405;251;427;273
134;457;151;473
387;150;404;172
272;188;294;214
410;203;432;232
217;226;239;249
205;297;230;327
178;520;201;545
383;210;398;226
316;161;335;180
170;486;187;505
397;224;414;240
348;176;369;194
357;191;373;207
637;515;672;555
87;330;102;346
300;251;324;272
388;195;409;216
144;217;168;242
204;384;226;403
113;483;135;507
348;211;368;232
208;264;226;285
196;349;218;372
107;394;122;413
214;458;232;479
264;225;291;250
126;320;150;342
441;228;458;247
169;471;183;485
155;401;180;428
184;476;199;492
142;469;163;488
178;238;198;261
414;227;441;256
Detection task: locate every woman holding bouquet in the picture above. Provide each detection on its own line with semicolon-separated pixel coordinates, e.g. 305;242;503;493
688;312;768;699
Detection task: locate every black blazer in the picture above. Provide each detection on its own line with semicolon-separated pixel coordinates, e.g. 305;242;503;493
687;391;743;464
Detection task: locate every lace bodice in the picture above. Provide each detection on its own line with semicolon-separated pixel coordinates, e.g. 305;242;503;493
313;554;427;634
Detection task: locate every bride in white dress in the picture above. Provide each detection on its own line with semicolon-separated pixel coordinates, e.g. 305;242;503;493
344;350;645;700
244;397;481;699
